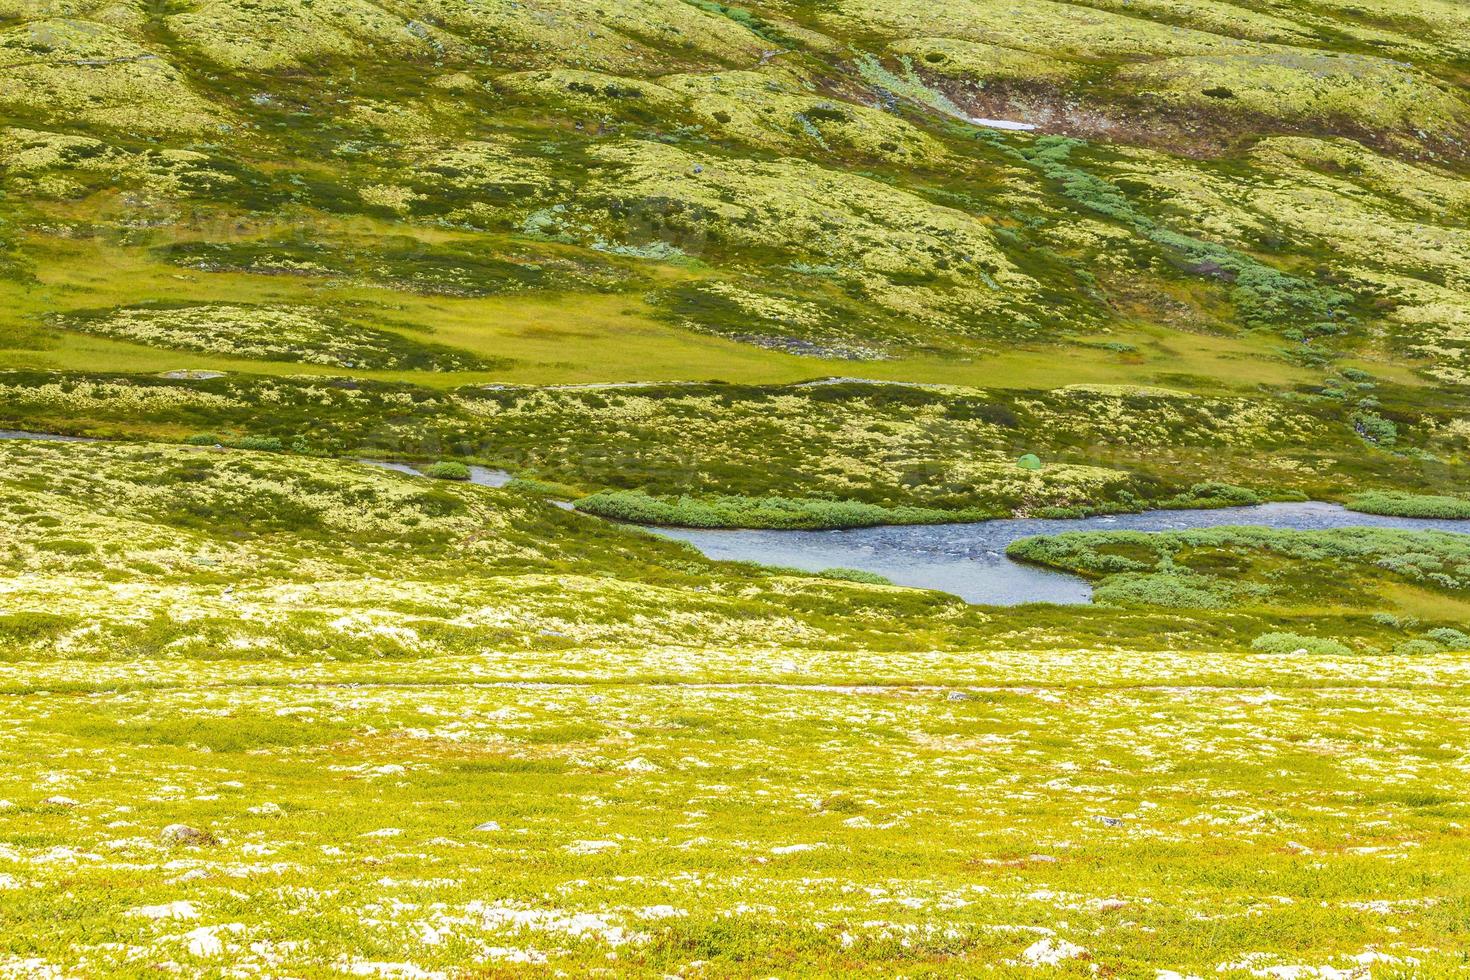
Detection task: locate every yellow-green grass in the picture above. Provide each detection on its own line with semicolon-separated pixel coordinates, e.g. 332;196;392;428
0;665;1466;977
0;439;1466;974
3;240;1317;392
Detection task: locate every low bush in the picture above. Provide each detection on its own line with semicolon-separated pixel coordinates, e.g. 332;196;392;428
1164;482;1262;509
423;461;471;481
1347;491;1470;520
818;567;892;586
1250;632;1353;656
576;489;987;530
229;435;285;452
1424;627;1470;650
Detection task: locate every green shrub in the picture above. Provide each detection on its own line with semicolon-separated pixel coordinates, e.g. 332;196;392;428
0;611;74;645
818;567;892;586
185;433;221;446
576;489;985;530
505;477;582;499
1250;632;1353;656
36;539;95;555
423;461;471;481
1424;627;1470;650
1093;572;1239;609
1167;482;1261;508
229;435;285;452
1352;412;1397;447
1347;492;1470;520
1394;639;1443;656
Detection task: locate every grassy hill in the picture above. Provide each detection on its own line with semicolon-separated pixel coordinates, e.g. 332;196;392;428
3;0;1469;513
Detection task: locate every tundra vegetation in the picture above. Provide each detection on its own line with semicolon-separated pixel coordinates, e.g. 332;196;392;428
2;0;1469;975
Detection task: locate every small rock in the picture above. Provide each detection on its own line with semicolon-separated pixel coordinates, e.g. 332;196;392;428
41;796;78;807
473;821;501;832
945;690;974;702
161;823;219;846
1097;816;1123;828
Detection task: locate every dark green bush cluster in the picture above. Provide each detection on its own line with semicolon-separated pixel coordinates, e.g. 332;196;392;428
1163;482;1263;508
683;0;791;43
1352;411;1398;447
1348;491;1470;519
230;435;286;452
575;489;987;530
423;461;471;481
1009;526;1470;610
1019;136;1353;332
1250;632;1353;656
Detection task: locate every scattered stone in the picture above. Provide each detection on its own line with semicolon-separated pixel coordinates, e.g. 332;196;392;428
945;690;974;702
161;823;219;846
1097;815;1123;827
41;796;78;807
473;821;501;832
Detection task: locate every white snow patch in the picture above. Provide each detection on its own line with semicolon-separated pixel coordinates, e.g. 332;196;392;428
1022;937;1089;965
127;900;199;920
635;905;687;920
470;902;643;946
619;757;661;772
970;117;1036;131
180;923;244;957
339;961;445;979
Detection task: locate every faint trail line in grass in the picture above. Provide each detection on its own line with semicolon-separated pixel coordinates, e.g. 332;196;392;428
4;678;1469;696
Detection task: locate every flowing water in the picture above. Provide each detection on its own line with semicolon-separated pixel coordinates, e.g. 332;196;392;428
358;459;513;487
648;503;1470;605
11;433;1459;607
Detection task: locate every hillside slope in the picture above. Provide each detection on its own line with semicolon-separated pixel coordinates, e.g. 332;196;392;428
4;0;1470;511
